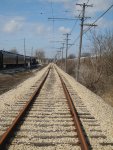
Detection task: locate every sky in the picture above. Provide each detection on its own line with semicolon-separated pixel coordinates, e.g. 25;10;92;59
0;0;113;58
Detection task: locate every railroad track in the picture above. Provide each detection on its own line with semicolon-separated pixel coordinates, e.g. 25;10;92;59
1;65;113;150
0;65;90;150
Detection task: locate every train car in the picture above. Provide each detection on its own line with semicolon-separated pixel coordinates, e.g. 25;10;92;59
1;50;17;68
17;54;24;65
0;50;3;68
0;50;38;69
31;57;36;64
30;57;38;68
25;56;31;66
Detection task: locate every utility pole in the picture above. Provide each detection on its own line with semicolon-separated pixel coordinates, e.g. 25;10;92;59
48;16;77;72
64;33;71;73
50;40;65;68
24;38;26;67
57;50;61;60
31;47;33;57
76;3;94;81
61;43;65;68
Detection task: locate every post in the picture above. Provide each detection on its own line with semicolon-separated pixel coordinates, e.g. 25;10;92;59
31;47;33;57
65;33;70;73
76;3;85;81
76;3;93;81
61;43;64;69
62;48;63;68
24;38;26;67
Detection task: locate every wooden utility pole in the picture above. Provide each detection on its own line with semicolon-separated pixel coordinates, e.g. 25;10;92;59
61;43;65;68
57;50;61;60
64;33;71;73
31;47;33;57
24;38;26;67
76;3;93;81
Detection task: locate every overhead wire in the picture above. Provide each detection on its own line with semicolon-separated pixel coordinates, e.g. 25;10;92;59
83;4;113;34
69;0;90;34
68;0;90;45
50;0;55;51
50;0;54;33
69;3;113;49
70;13;81;34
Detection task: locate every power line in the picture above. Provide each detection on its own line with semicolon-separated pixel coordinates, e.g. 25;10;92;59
70;13;81;34
83;4;113;34
69;2;82;34
69;3;113;49
68;0;91;44
50;0;54;33
48;17;79;21
50;0;56;54
86;0;90;4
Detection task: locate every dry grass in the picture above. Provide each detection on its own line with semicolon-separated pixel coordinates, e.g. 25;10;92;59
60;57;113;107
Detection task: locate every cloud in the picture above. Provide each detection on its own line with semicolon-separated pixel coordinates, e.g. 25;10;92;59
85;17;113;30
0;14;52;36
59;26;71;34
97;17;113;28
25;0;72;4
35;25;45;34
49;0;113;18
34;24;51;35
47;0;69;3
75;0;113;16
3;17;25;33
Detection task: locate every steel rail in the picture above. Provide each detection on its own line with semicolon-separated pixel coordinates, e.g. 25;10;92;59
0;67;50;149
56;68;89;150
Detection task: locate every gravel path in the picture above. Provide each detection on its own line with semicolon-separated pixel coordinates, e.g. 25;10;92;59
0;66;49;118
56;65;113;142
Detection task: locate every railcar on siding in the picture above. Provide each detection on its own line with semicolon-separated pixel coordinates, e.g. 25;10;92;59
0;50;38;69
0;50;17;68
25;56;31;66
0;50;3;68
17;54;24;65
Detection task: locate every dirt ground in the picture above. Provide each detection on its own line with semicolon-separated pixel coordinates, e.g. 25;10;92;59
0;69;36;95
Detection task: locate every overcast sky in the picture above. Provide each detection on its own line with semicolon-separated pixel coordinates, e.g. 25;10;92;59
0;0;113;57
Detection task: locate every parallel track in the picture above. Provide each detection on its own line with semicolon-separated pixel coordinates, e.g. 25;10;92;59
0;66;89;150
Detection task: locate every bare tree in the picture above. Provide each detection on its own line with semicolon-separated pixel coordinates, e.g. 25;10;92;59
35;49;45;63
10;48;18;54
79;30;113;90
68;54;76;59
102;31;113;74
81;52;91;57
78;31;104;89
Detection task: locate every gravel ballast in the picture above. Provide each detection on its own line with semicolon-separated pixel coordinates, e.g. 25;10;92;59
0;66;49;118
1;64;113;149
56;65;113;142
8;66;80;150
